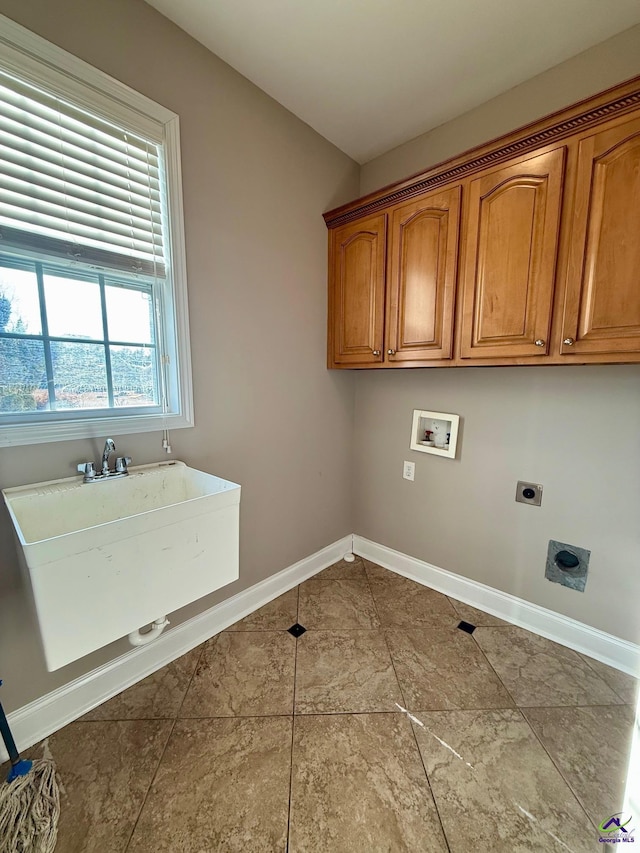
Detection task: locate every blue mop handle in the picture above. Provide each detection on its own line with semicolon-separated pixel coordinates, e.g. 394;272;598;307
0;680;32;781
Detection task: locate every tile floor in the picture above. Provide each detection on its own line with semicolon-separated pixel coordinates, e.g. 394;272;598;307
9;557;639;852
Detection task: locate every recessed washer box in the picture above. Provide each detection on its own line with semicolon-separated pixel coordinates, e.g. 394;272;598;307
3;461;240;671
410;409;460;458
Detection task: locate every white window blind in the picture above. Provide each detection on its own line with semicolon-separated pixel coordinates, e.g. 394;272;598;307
0;69;166;277
0;15;193;447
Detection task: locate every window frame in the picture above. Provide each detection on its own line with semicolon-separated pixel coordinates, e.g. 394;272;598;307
0;15;193;447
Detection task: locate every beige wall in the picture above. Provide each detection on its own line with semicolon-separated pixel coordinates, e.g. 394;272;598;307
355;28;640;644
353;367;640;643
0;0;359;711
361;24;640;194
1;3;639;714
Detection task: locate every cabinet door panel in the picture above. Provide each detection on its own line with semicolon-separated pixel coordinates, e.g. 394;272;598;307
460;148;565;358
386;186;460;362
561;117;640;355
329;214;386;365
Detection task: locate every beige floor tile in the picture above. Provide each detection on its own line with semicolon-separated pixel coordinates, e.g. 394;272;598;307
362;558;395;580
295;630;403;713
314;556;367;581
385;627;514;710
414;709;595;852
226;588;299;631
81;648;202;721
447;598;509;627
180;631;296;717
298;578;379;629
523;704;636;824
26;720;171;853
289;713;448;852
128;717;292;853
577;653;640;704
368;573;458;628
474;627;622;707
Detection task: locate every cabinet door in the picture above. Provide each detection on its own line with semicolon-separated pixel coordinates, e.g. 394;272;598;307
459;148;565;358
386;186;461;362
329;214;386;365
561;116;640;356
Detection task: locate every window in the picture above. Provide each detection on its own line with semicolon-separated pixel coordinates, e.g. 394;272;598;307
0;16;193;446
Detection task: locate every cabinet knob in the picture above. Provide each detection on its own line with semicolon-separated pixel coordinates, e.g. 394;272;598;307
563;337;575;346
534;339;545;347
372;350;381;356
387;349;396;356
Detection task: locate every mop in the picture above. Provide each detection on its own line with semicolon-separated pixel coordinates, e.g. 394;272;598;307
0;681;60;853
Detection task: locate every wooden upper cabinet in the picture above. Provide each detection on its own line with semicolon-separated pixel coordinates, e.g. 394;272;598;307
560;115;640;356
385;186;461;362
329;214;386;365
324;77;640;369
459;148;565;359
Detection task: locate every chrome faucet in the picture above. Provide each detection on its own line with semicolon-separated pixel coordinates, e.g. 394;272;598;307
101;438;116;475
77;438;132;483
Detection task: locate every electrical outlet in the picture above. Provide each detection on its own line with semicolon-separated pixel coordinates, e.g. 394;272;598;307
515;480;543;506
403;461;415;481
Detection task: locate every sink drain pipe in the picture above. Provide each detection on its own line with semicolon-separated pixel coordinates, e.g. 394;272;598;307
128;617;170;647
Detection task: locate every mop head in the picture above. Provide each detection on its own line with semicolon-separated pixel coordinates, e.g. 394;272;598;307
0;759;60;853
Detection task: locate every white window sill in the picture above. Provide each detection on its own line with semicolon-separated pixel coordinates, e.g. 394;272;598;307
0;411;193;447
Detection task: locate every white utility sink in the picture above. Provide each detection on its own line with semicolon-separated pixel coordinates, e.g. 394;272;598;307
3;461;240;671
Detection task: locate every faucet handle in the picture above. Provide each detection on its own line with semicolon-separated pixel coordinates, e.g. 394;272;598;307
115;456;132;473
77;462;96;480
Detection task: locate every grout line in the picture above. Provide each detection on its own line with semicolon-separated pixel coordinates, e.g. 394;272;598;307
468;633;601;835
518;707;602;835
577;652;632;704
366;561;453;853
123;643;206;853
469;631;520;709
285;716;296;853
174;641;209;719
285;584;301;853
70;698;631;723
515;702;633;710
222;628;297;633
122;717;176;853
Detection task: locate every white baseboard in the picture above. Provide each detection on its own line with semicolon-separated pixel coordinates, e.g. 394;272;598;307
353;535;640;677
2;534;352;760
7;530;635;763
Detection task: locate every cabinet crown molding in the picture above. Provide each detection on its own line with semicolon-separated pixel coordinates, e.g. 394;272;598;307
324;76;640;228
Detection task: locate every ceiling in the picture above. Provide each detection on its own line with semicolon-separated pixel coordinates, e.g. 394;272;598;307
145;0;640;163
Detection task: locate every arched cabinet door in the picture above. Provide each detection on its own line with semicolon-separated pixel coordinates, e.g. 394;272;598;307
385;186;461;362
561;116;640;356
329;214;386;365
459;148;565;359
